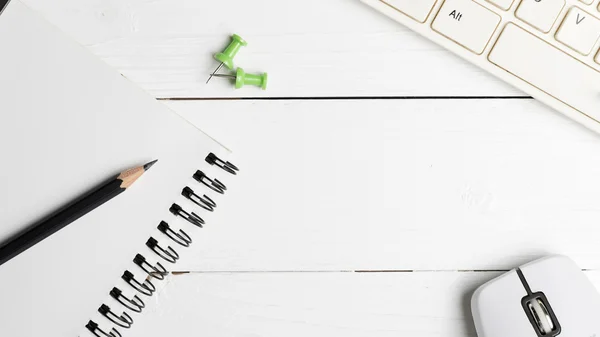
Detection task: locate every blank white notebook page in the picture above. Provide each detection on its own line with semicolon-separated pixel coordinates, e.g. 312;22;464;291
0;1;234;336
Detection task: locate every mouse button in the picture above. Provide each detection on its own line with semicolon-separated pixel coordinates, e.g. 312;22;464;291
521;256;600;333
520;255;593;299
472;270;532;337
519;255;580;282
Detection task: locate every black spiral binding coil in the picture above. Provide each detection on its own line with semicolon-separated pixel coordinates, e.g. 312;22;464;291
133;254;168;280
157;221;192;247
193;170;227;194
182;186;216;212
86;320;121;337
122;270;155;297
170;203;205;227
87;154;237;336
98;304;133;329
146;237;179;263
109;287;144;313
206;152;239;175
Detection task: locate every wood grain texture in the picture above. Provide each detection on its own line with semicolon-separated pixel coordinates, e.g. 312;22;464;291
164;99;600;271
117;271;600;337
21;0;522;98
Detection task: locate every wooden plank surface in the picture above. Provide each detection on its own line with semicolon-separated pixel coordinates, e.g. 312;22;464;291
21;0;522;98
162;99;600;271
18;1;600;335
123;271;600;337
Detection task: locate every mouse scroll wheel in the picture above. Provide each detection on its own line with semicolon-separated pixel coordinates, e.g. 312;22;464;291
527;298;555;335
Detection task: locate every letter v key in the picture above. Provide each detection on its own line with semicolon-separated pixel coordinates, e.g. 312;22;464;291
555;7;600;55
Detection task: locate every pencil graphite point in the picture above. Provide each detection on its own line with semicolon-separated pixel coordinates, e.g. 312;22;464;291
143;159;158;171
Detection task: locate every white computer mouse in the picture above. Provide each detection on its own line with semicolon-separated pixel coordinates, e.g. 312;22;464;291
472;255;600;337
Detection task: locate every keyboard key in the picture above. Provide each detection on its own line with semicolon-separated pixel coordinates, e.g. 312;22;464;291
486;0;515;10
381;0;437;22
579;0;593;5
489;24;600;122
516;0;565;33
556;7;600;55
432;0;501;54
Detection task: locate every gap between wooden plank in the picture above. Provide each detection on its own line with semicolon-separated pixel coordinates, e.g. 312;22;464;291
169;270;503;275
159;96;532;101
170;268;600;275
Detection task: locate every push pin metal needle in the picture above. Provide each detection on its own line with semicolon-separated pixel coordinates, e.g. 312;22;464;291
212;68;268;90
206;34;248;84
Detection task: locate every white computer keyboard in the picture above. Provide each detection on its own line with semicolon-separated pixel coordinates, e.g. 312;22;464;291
361;0;600;133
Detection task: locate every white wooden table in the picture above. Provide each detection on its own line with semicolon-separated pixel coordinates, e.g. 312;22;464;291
22;0;600;336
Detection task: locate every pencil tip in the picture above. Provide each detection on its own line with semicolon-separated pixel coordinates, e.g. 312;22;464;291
143;159;158;170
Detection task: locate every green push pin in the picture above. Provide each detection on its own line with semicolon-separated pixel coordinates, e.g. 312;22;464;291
206;34;248;84
212;68;268;90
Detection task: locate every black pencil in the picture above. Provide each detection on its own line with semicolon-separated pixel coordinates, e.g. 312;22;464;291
0;160;158;266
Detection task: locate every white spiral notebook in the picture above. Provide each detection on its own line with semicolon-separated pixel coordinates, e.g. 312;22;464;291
0;1;239;336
